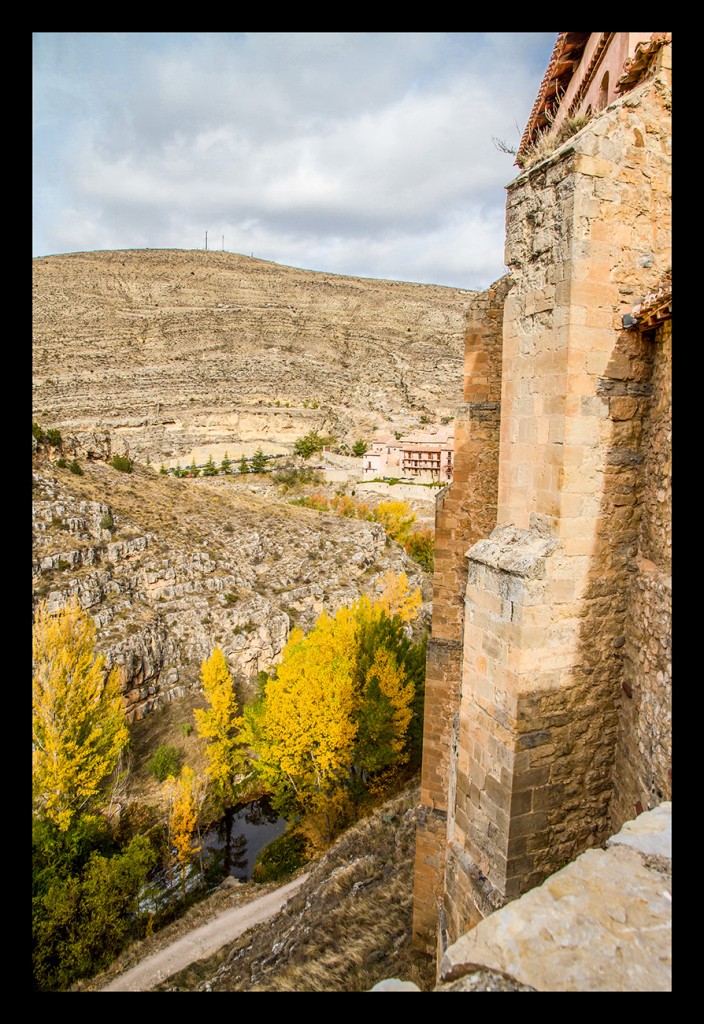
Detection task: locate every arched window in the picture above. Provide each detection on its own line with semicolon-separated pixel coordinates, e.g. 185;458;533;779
598;71;609;111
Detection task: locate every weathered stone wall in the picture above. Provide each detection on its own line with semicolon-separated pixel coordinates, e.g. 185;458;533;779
611;317;672;827
432;62;671;953
412;279;507;953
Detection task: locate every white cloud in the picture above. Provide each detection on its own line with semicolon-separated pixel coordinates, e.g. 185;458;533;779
33;31;556;288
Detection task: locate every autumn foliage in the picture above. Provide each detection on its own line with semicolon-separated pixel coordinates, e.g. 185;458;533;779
240;572;426;842
32;597;129;832
194;647;247;805
166;765;203;894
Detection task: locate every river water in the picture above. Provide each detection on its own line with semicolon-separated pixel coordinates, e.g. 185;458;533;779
141;795;287;914
200;795;287;883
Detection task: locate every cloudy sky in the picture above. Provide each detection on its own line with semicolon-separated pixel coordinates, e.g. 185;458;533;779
33;32;556;290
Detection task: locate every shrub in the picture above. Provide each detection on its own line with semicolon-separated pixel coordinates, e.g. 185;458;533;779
55;457;67;469
100;513;115;532
46;428;62;448
352;439;368;457
178;723;193;737
405;529;434;572
69;459;83;476
109;455;133;474
250;829;309;883
293;431;334;460
32;422;44;442
146;745;182;782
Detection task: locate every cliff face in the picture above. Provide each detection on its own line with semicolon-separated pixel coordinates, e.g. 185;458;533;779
32;249;473;463
32;452;430;722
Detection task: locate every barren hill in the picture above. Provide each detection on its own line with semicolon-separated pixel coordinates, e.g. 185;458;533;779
32;249;473;464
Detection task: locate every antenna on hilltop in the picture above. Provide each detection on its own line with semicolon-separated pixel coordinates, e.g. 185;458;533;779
205;231;208;251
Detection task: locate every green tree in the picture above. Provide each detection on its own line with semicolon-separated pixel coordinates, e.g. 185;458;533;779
159;463;168;475
221;451;232;475
32;834;156;991
202;453;218;477
293;431;332;460
32;598;129;832
405;528;435;571
352;439;368;457
146;744;182;782
238;454;249;475
109;454;133;473
250;447;268;473
189;457;200;477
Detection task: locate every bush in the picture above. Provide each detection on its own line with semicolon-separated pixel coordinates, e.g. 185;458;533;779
32;422;44;442
250;829;309;883
405;529;434;572
46;428;62;448
69;459;83;476
100;512;114;532
109;455;133;473
293;431;334;460
55;457;67;469
146;745;182;782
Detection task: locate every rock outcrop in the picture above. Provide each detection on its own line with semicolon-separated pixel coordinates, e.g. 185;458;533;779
32;453;430;721
436;802;671;992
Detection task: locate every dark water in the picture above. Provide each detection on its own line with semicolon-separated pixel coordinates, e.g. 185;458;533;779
200;795;286;882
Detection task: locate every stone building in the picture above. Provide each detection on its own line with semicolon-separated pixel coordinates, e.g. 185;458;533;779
412;31;672;966
362;428;455;483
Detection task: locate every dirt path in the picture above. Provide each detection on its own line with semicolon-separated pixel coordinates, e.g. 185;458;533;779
97;873;310;992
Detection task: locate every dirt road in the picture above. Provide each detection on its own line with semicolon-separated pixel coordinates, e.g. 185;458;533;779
98;873;311;992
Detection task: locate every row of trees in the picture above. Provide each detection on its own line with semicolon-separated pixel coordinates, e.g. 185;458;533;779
163;448;269;478
32;572;427;988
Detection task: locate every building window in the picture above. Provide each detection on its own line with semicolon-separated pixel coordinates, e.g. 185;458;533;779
598;71;609;111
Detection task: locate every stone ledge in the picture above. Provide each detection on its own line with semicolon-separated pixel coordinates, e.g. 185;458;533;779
437;803;671;992
466;524;558;580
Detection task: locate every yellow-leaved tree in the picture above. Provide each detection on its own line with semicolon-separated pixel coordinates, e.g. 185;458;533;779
242;573;425;842
166;765;203;894
32;597;129;832
372;500;416;544
194;648;247;806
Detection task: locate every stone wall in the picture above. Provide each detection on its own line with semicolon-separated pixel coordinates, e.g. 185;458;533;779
411;279;507;953
414;53;672;960
611;317;672;827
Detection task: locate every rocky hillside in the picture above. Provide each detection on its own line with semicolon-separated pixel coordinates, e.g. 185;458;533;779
32;448;431;724
32;249;473;465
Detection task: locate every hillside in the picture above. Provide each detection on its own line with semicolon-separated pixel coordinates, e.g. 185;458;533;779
32;249;473;465
32;449;431;726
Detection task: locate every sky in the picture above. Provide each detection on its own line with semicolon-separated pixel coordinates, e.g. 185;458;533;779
33;32;557;291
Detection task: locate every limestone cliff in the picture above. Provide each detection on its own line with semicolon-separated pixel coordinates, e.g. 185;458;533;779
32;451;430;722
32;249;473;464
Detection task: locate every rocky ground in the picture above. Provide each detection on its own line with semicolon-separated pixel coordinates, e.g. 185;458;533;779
32;448;432;727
